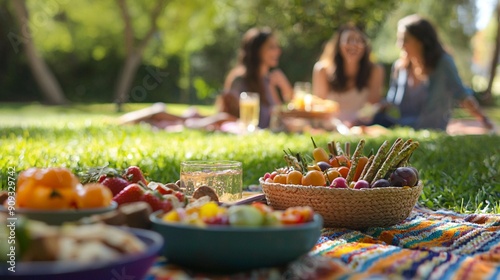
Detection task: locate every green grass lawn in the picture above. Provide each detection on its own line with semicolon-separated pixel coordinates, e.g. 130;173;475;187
1;103;499;214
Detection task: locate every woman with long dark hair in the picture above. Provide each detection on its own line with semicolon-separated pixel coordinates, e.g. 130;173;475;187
223;27;293;129
374;14;493;131
312;24;385;127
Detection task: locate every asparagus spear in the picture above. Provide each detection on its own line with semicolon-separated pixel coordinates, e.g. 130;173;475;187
372;139;405;183
346;139;365;183
359;154;374;180
392;142;420;168
362;140;390;183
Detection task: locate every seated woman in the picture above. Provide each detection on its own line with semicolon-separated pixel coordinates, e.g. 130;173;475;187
312;24;385;128
223;27;293;129
373;14;493;131
119;27;293;133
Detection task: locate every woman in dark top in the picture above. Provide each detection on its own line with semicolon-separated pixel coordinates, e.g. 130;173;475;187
374;14;493;131
223;27;293;129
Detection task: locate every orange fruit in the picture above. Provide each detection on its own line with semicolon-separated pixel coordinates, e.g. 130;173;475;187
16;180;37;208
338;166;349;178
35;167;79;189
301;170;326;186
26;186;77;210
273;174;287;184
77;183;113;209
17;167;41;187
325;168;341;182
286;170;303;185
329;155;351;168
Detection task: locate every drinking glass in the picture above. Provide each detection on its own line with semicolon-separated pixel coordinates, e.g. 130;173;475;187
239;92;260;132
294;82;311;96
293;82;312;111
180;160;243;202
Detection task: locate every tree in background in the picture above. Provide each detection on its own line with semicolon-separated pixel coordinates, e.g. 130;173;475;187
9;0;67;104
2;0;488;106
114;0;167;111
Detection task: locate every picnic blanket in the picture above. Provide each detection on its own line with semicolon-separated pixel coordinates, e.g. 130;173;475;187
146;206;500;280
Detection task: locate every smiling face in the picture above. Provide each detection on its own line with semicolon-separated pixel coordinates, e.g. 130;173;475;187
397;31;423;60
259;35;281;69
338;30;366;62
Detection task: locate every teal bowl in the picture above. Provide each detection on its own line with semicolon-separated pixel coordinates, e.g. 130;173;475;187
0;202;117;225
150;211;323;272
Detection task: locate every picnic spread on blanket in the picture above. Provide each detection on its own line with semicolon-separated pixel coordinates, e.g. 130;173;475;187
3;138;499;280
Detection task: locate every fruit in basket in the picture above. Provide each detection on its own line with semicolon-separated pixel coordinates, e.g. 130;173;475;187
325;168;342;182
302;170;326;186
286;170;303;185
353;180;370;189
316;161;331;171
273;174;288;184
389;167;419;187
371;179;391;188
329;155;351;168
330;177;348;188
311;137;330;163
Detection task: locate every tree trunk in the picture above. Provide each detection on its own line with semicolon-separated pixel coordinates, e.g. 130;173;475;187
485;0;500;105
113;0;166;112
11;0;68;105
114;52;142;109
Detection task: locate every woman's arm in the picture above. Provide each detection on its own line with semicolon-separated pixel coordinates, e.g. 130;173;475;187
269;69;293;103
312;61;330;99
461;96;494;130
367;64;385;104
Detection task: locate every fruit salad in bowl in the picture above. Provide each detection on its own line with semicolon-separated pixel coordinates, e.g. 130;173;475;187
150;197;323;272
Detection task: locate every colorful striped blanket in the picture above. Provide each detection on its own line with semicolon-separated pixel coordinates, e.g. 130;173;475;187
147;206;500;279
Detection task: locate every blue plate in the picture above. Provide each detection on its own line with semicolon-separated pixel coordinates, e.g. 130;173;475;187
0;227;163;280
150;211;323;272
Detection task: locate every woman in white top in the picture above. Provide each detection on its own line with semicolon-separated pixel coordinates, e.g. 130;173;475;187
312;24;384;127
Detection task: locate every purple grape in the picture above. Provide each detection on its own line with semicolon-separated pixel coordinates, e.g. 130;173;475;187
389;167;418;187
317;161;331;172
371;179;391;188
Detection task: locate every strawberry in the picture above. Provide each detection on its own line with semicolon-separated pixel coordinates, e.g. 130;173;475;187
113;184;144;205
141;191;164;212
124;166;148;185
174;191;185;204
98;174;107;183
153;184;174;195
161;199;173;213
100;176;130;196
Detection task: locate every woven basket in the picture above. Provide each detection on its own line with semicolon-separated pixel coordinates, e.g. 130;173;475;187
260;178;423;229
